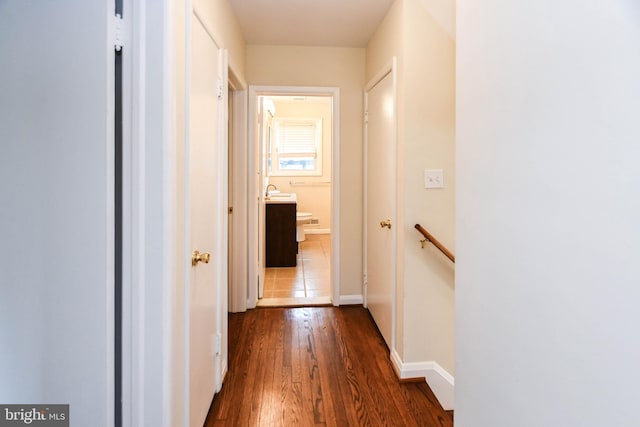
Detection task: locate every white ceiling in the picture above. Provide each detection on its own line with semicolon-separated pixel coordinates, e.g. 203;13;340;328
227;0;395;47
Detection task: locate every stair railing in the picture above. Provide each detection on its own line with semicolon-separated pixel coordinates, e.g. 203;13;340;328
414;223;455;263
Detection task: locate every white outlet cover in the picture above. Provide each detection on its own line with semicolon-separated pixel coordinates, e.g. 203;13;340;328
425;169;444;189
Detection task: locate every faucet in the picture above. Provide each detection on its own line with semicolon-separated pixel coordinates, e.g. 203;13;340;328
265;184;277;196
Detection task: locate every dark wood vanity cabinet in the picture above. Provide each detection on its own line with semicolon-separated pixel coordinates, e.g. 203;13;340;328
265;203;297;267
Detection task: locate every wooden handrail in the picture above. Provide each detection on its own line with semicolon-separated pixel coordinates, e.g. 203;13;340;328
414;224;455;263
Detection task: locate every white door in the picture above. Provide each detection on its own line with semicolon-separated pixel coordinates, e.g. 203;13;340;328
0;2;114;425
188;15;222;427
365;70;396;348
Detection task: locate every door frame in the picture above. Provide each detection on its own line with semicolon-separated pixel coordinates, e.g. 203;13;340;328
227;70;248;312
119;0;150;425
246;85;341;308
363;58;398;352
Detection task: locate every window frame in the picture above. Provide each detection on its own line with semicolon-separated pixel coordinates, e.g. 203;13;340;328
268;117;323;177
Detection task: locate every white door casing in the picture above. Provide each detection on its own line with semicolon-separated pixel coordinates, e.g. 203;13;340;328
227;86;235;313
257;98;267;299
247;87;261;309
227;69;249;314
364;61;397;350
218;50;230;392
247;86;341;308
187;10;225;427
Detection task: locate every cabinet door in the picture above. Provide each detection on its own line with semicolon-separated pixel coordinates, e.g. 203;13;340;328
266;204;297;267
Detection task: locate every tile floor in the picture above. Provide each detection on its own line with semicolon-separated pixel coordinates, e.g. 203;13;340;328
260;234;331;306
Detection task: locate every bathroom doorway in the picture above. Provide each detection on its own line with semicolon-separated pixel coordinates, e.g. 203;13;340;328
247;86;340;308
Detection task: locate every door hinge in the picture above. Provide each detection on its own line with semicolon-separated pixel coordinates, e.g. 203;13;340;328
217;79;223;99
114;14;124;51
364;111;369;124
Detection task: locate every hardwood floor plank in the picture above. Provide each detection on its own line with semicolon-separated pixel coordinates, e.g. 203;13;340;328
285;309;307;425
342;309;382;425
245;313;269;425
341;308;415;426
205;306;453;427
297;309;320;425
329;310;369;427
312;309;347;427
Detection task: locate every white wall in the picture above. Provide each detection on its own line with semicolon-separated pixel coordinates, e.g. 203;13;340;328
246;46;366;297
366;0;456;379
456;1;640;425
418;0;456;39
268;98;333;231
192;0;246;77
0;1;112;425
401;0;456;372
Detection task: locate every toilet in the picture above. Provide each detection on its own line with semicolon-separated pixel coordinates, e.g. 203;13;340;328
296;212;313;242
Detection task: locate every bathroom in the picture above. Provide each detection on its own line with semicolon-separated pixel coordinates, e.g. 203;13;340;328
260;94;333;305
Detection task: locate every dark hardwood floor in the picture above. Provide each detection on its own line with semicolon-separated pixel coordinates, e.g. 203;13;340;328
205;306;453;426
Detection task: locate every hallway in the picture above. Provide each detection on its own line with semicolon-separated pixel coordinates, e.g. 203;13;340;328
205;306;453;426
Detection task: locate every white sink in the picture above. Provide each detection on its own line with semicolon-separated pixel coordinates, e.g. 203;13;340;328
265;192;296;203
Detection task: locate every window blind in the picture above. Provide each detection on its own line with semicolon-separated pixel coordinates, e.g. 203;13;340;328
278;121;317;155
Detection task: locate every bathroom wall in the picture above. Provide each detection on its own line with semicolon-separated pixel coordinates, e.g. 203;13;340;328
268;97;332;232
247;45;366;298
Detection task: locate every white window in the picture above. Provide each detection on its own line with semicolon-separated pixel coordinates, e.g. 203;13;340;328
269;117;322;176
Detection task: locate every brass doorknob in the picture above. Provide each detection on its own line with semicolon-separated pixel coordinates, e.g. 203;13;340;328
192;250;211;266
380;219;392;229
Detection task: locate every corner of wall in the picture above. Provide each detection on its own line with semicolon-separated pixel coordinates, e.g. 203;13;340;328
415;0;456;40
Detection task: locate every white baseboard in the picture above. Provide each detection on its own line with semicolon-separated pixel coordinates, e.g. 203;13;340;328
256;296;332;307
304;228;330;235
390;349;454;410
338;294;363;305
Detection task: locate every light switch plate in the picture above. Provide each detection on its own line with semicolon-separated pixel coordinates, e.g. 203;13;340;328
425;169;444;189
